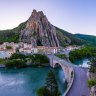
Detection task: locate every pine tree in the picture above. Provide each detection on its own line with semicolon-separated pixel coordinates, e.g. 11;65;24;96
45;69;60;96
89;57;96;73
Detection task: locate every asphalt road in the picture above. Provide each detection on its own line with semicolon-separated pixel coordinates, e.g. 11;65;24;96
49;55;90;96
66;67;90;96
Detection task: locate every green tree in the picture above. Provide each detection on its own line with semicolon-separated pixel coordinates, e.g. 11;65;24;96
37;86;51;96
88;79;96;87
88;57;96;73
55;54;67;60
45;70;60;96
5;59;26;68
10;53;26;60
30;54;49;67
6;46;12;49
69;47;96;63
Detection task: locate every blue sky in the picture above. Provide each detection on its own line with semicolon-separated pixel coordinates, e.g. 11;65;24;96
0;0;96;35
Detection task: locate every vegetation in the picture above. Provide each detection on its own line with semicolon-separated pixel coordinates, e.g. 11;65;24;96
6;46;12;49
0;59;5;64
3;53;49;68
88;57;96;73
69;47;96;62
5;59;26;68
87;57;96;87
36;87;51;96
88;79;96;87
10;53;26;60
45;70;60;96
75;34;96;47
0;21;26;43
37;70;60;96
55;54;68;60
29;54;49;67
56;27;86;46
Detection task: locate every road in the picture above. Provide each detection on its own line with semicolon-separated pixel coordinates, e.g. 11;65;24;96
66;67;90;96
49;55;90;96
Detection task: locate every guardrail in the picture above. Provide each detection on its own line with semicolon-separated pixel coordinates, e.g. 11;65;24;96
47;54;75;96
63;67;75;96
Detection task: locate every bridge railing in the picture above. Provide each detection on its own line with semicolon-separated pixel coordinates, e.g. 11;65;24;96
63;67;75;96
50;55;75;96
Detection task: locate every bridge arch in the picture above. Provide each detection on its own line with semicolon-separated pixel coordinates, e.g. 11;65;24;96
49;56;73;85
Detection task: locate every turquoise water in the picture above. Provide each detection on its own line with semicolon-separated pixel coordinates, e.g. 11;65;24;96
0;67;66;96
74;59;90;68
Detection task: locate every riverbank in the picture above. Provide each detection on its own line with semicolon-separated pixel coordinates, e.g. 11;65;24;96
0;53;50;69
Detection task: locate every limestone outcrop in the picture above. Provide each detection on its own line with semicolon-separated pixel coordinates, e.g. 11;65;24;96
20;9;60;47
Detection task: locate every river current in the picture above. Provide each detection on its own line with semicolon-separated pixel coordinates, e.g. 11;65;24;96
0;67;67;96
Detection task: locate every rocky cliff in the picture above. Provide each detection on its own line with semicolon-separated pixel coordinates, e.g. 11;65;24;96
20;10;60;47
0;10;86;46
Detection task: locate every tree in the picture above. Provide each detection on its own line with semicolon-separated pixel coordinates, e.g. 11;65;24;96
45;70;60;96
5;59;26;68
36;86;51;96
10;53;26;60
88;57;96;73
69;47;96;63
30;54;49;67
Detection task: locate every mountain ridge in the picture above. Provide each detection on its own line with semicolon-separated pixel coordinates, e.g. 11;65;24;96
0;10;87;47
75;33;96;46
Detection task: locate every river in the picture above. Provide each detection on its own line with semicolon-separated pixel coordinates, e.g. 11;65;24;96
74;59;90;68
0;67;67;96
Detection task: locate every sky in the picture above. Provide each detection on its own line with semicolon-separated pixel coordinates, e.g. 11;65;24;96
0;0;96;35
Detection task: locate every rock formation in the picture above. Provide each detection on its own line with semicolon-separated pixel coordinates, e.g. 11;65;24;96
20;9;60;47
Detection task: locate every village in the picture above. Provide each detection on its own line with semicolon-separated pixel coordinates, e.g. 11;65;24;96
0;42;81;59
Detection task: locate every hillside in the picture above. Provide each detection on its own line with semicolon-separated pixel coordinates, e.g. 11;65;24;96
0;22;26;43
56;27;86;46
75;34;96;46
0;10;86;47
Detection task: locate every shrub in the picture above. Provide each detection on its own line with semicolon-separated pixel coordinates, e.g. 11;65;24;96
10;53;26;59
88;57;96;73
88;79;96;87
6;46;12;49
30;54;49;66
37;86;51;96
5;59;26;68
69;47;96;62
55;54;67;60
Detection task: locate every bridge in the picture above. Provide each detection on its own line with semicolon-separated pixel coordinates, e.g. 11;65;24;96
47;54;90;96
48;54;74;86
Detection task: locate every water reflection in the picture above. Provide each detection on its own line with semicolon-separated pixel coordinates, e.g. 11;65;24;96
0;67;66;96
